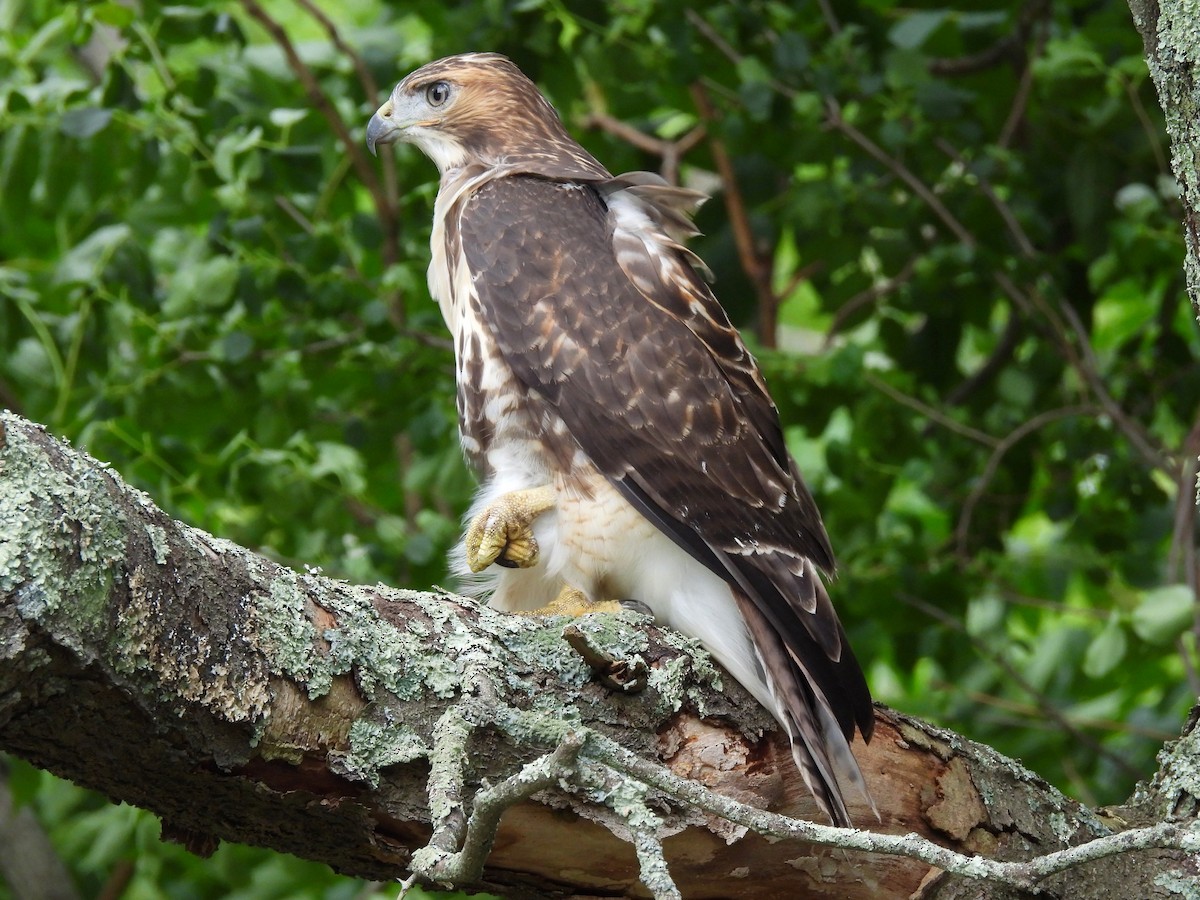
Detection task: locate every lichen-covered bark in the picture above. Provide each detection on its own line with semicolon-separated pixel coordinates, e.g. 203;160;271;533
0;411;1191;898
1128;0;1200;324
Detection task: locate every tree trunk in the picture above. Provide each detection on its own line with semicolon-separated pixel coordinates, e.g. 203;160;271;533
1128;0;1200;324
0;411;1195;898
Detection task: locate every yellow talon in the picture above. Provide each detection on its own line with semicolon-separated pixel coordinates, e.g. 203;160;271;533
463;485;556;573
516;584;625;617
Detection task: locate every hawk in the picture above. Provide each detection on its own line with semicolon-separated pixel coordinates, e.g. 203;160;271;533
367;53;874;826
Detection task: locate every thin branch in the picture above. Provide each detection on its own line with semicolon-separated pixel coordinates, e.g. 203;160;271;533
1058;299;1173;474
582;732;1197;892
935;137;1036;257
414;732;586;887
944;683;1178;742
940;309;1023;408
824;98;977;248
955;405;1092;556
929;37;1022;76
237;0;398;271
294;0;378;100
292;0;402;274
864;373;998;447
580;112;705;184
1125;75;1172;176
1171;408;1200;677
998;47;1037;149
901;592;1144;781
927;0;1049;77
814;0;841;35
690;82;781;347
825;257;918;343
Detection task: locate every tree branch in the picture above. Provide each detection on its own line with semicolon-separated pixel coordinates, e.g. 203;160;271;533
1;411;1194;898
690;82;781;347
237;0;400;274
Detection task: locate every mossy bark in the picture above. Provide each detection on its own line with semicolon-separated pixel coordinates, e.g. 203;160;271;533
0;411;1194;898
1128;0;1200;323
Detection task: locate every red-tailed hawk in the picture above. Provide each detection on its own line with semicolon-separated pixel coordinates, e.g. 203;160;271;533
367;53;874;825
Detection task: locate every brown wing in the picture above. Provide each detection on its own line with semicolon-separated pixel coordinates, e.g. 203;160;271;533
457;174;873;749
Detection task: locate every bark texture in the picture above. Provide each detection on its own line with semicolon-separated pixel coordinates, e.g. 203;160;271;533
1;411;1196;898
1128;0;1200;323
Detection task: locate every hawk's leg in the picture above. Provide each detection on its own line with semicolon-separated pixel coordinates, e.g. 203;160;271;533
464;484;556;573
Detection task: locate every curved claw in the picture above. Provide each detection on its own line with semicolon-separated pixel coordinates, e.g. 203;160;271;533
462;485;555;573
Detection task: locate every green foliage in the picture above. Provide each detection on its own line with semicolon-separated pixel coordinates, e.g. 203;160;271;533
1;0;1197;893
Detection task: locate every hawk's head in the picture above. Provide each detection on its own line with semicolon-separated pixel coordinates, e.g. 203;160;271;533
367;53;608;180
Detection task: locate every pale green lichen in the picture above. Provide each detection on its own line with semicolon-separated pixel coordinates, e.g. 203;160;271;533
0;413;127;659
333;715;431;786
252;573;335;699
145;523;170;564
1156;871;1200;899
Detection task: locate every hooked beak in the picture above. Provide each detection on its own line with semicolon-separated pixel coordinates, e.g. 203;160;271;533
366;99;399;156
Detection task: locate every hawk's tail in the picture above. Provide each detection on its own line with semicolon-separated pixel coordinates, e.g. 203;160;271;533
734;590;876;828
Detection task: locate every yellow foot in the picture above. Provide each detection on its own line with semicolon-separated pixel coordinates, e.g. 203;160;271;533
464;485;556;573
517;585;625;617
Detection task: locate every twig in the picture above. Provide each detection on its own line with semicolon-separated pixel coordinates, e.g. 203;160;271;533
581;731;1197;892
814;0;841;35
237;0;397;272
824;98;977;248
901;592;1144;781
935;138;1036;257
422;707;473;860
562;622;649;693
927;0;1048;77
940;310;1023;408
690;82;781;347
955;405;1091;556
825;257;918;343
944;682;1178;743
1170;409;1200;678
292;0;401;274
580;112;705;184
1057;300;1173;475
1125;75;1171;176
274;194;316;235
864;373;998;447
413;732;586;886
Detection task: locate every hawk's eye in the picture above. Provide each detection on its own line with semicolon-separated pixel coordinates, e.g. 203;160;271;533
425;81;451;107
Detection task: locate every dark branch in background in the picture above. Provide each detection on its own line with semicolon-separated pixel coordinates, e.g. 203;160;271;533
0;761;79;900
688;7;1176;485
690;82;782;348
824;257;917;344
291;0;403;272
929;0;1050;77
953;405;1093;557
900;590;1145;784
238;0;403;323
940;311;1023;408
579;112;705;185
864;373;998;447
1169;410;1200;692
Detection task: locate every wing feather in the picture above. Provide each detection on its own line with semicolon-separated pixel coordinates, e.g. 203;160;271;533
457;174;874;754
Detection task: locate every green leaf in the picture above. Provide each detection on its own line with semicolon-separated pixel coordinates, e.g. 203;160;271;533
269;108;308;129
1131;585;1194;645
1083;614;1127;678
311;442;366;494
1091;279;1156;353
59;107;114;139
92;2;135;27
53;223;132;284
890;10;947;50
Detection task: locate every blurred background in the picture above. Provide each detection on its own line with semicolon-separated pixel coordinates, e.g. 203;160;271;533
1;0;1197;896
